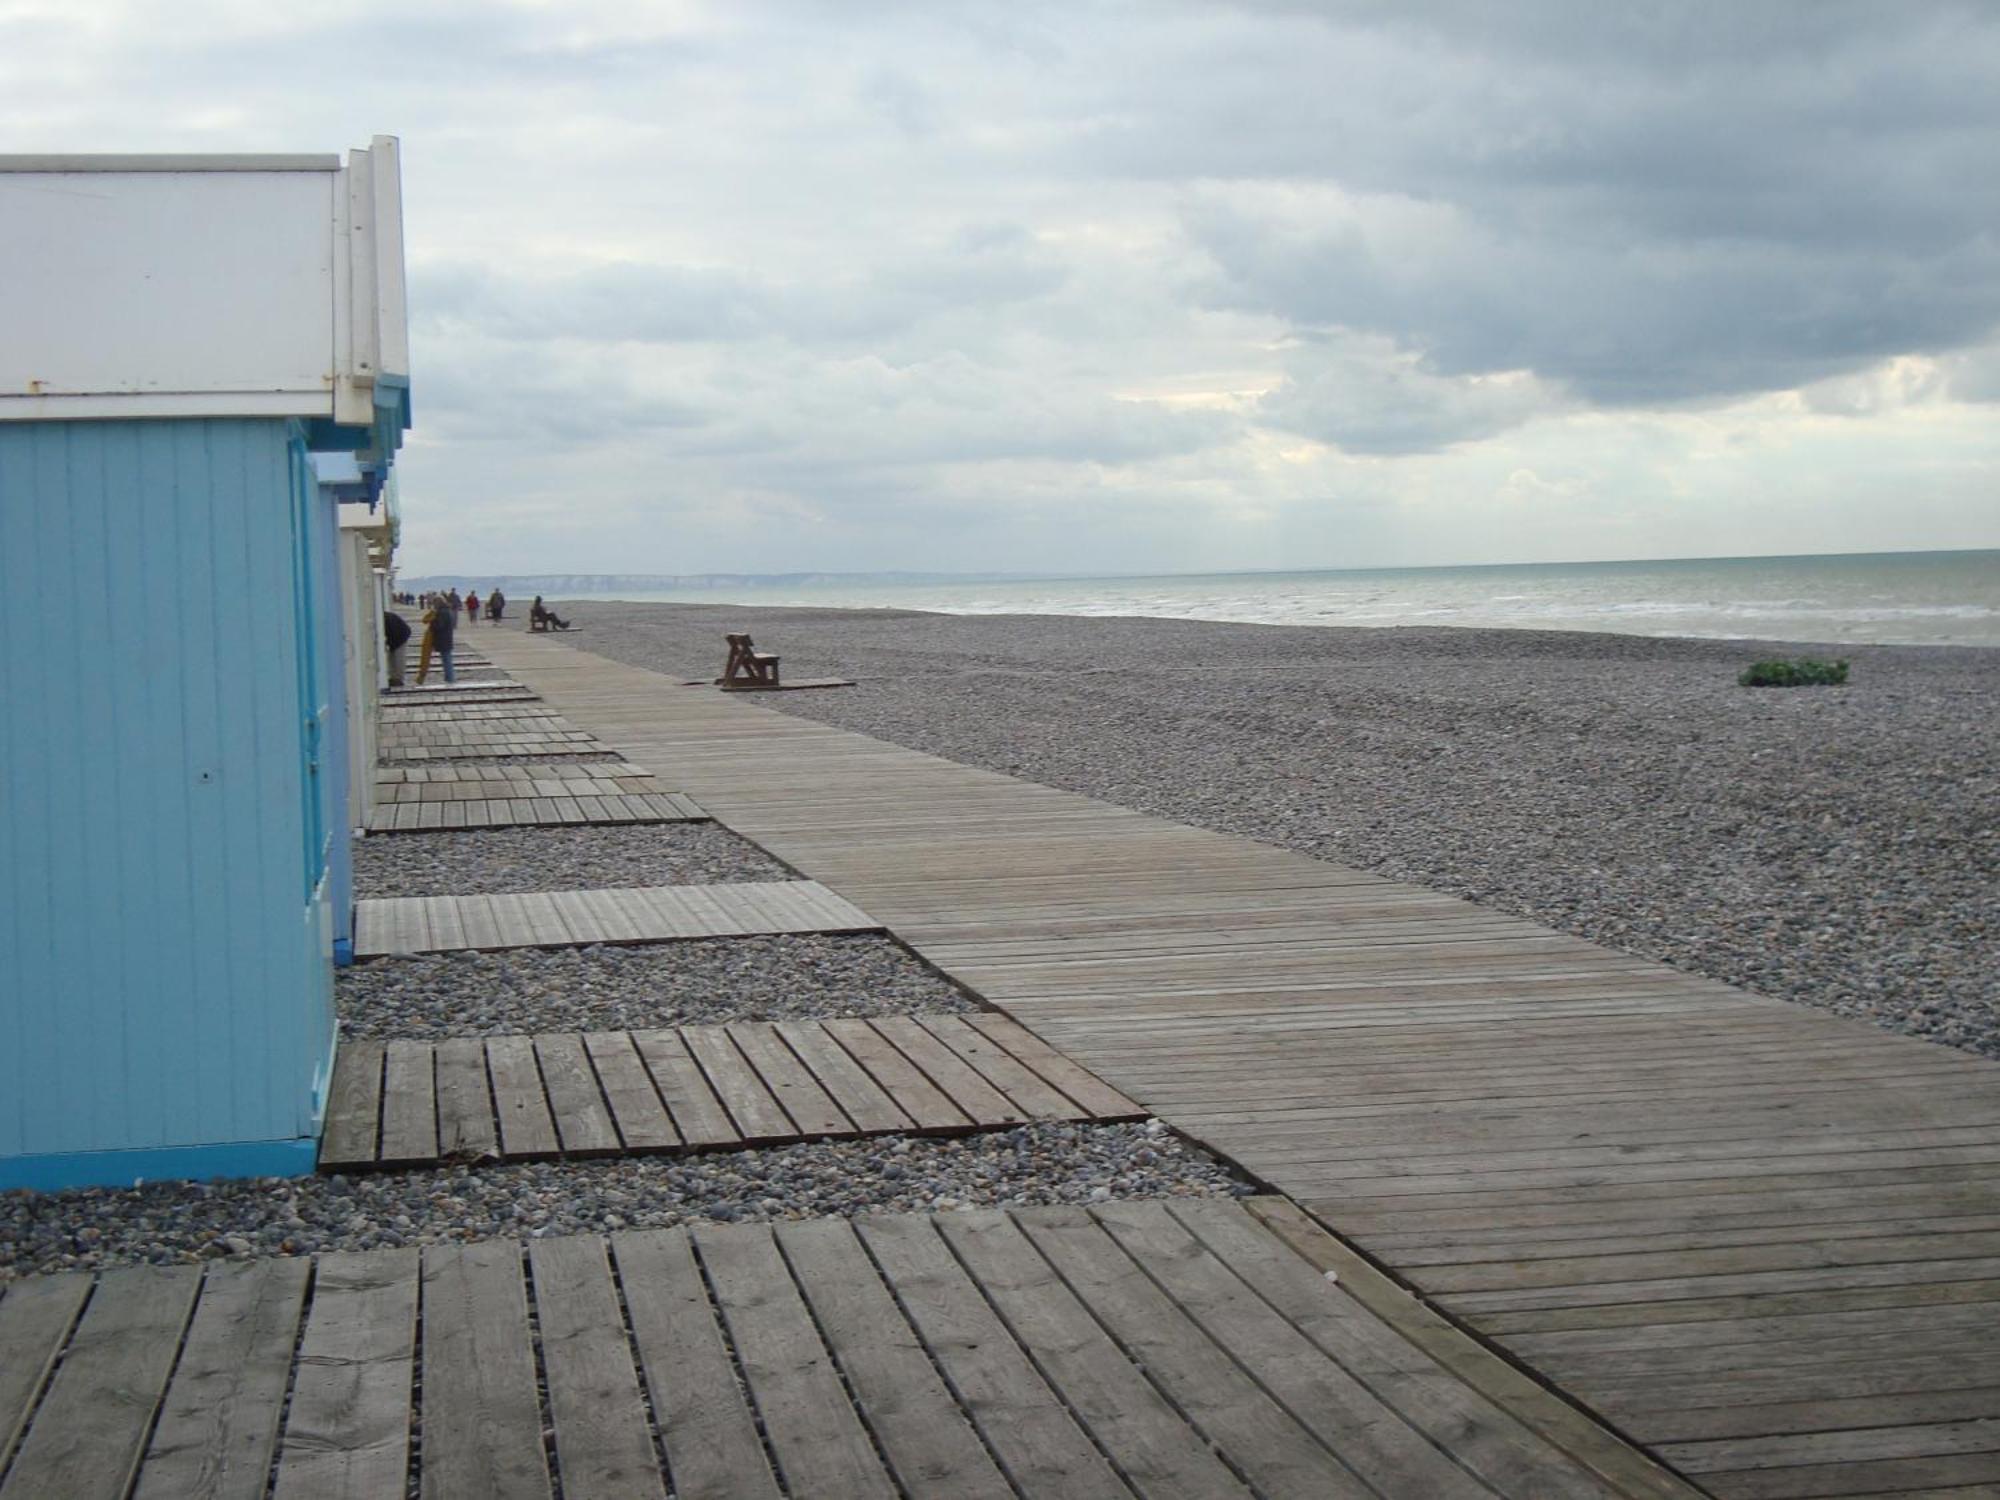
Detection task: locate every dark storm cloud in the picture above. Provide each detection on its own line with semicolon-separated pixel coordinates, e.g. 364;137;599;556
1079;1;2000;423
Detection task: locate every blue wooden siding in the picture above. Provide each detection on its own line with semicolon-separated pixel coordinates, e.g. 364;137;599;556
0;418;336;1184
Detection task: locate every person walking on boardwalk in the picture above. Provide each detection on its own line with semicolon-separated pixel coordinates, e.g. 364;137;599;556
464;589;481;627
488;587;506;622
416;597;456;684
432;591;457;681
383;609;411;687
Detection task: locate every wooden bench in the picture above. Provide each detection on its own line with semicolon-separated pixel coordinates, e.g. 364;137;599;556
722;632;780;688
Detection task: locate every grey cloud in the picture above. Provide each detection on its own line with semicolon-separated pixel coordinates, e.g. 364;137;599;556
410;227;1069;349
1076;2;2000;423
1259;333;1565;454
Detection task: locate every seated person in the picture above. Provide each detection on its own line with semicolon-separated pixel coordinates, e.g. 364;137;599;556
530;595;572;630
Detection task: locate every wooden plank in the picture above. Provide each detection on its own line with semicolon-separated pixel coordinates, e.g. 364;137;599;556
527;1237;666;1500
451;894;506;950
772;1020;913;1134
434;1036;499;1161
133;1258;312;1500
577;1031;679;1150
484;891;537;949
568;1031;677;1151
853;1214;1130;1499
1248;1198;1704;1500
0;1264;200;1500
774;1219;1013;1499
681;1026;794;1142
631;1029;743;1148
1100;1199;1548;1496
933;1210;1252;1498
0;1275;90;1474
567;888;647;944
867;1016;1028;1127
1013;1205;1375;1499
319;1038;385;1170
726;1022;852;1136
693;1223;898;1498
966;1012;1145;1119
634;884;715;939
820;1017;974;1133
484;1035;560;1159
919;1014;1082;1119
272;1249;420;1500
515;892;574;948
612;1230;781;1500
379;1038;440;1167
548;887;615;944
418;1241;551;1500
533;1034;621;1157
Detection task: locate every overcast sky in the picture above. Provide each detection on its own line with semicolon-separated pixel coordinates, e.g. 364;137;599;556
5;0;1998;576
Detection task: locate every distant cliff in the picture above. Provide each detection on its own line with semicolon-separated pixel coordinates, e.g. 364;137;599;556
398;571;1038;594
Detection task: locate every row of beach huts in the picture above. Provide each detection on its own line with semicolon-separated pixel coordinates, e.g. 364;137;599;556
0;139;414;1189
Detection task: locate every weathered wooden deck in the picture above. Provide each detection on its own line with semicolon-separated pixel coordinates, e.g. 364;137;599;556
352;880;877;956
318;1013;1144;1170
369;755;709;831
478;627;2000;1499
366;788;704;831
377;707;609;760
0;1199;1690;1500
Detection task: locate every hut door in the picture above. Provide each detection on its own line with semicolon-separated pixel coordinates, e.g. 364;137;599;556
287;439;333;915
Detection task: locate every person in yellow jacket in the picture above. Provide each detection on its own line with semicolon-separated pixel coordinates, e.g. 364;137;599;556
420;604;456;688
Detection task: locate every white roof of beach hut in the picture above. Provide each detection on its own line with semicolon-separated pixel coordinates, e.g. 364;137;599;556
0;137;408;431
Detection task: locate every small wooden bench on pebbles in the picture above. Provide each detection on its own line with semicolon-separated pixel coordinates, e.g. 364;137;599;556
721;632;781;689
712;632;856;692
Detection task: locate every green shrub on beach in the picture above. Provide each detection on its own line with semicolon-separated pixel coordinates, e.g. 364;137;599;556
1738;658;1849;687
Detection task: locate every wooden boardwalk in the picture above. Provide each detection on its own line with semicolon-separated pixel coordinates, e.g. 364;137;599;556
384;681;538;703
378;710;607;760
480;628;2000;1500
365;787;704;831
353;881;877;957
318;1013;1144;1170
0;1198;1690;1500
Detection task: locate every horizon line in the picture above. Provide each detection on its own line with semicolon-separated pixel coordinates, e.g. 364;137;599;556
400;543;2000;584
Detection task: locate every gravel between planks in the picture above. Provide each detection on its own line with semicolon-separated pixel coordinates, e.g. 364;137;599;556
550;602;2000;1060
337;934;975;1038
1;1121;1245;1278
351;822;788;898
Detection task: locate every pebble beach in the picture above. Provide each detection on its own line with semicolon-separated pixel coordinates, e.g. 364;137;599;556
559;600;2000;1059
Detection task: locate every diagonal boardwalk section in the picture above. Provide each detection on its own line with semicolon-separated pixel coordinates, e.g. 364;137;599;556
481;627;2000;1500
317;1014;1146;1171
351;880;875;955
0;1200;1679;1500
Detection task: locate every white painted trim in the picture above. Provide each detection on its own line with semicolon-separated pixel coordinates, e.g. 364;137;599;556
0;155;340;173
0;391;331;421
370;137;410;380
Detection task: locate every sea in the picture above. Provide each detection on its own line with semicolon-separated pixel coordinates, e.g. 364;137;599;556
582;549;2000;648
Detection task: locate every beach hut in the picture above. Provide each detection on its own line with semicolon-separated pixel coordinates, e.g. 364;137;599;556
0;139;411;1188
334;469;398;895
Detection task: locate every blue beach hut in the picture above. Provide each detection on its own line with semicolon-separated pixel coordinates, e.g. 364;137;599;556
0;140;411;1189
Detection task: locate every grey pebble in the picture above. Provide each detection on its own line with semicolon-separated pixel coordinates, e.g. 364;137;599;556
1;1123;1247;1279
352;821;788;899
338;934;976;1038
